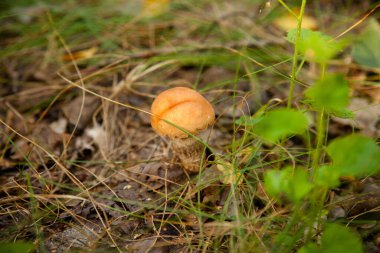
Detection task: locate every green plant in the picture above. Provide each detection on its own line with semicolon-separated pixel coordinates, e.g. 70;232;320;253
236;2;380;252
0;241;34;253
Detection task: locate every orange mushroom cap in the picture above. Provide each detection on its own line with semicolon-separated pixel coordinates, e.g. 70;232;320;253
151;87;215;138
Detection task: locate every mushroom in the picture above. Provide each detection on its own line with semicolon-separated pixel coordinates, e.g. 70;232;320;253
151;87;215;172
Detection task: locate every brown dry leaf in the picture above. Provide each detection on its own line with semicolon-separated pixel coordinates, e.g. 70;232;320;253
236;147;256;166
216;161;243;185
15;5;46;24
200;67;234;88
273;9;318;31
5;86;58;112
359;86;380;103
202;221;236;236
62;47;98;61
331;191;380;219
202;185;223;206
45;223;101;252
9;138;32;161
10;123;66;162
142;0;170;17
85;124;107;151
129;163;166;190
111;219;141;235
115;181;158;212
129;163;184;186
350;69;380;103
72;133;95;160
332;98;380;137
0;158;15;169
62;94;100;129
35;123;67;152
49;118;68;134
127;237;163;253
4;106;32;136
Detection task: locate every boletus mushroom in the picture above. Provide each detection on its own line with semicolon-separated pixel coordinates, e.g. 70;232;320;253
151;87;215;172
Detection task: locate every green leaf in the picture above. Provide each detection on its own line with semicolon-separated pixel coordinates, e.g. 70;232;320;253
314;166;340;188
329;108;354;119
321;224;363;253
305;74;350;114
287;29;346;63
326;135;380;177
298;224;363;253
252;108;308;143
235;115;260;126
352;19;380;68
286;168;313;202
264;167;313;203
287;29;330;44
264;169;288;198
0;242;34;253
297;244;319;253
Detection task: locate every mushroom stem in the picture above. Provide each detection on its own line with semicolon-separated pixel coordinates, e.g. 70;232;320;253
150;87;215;172
171;132;209;172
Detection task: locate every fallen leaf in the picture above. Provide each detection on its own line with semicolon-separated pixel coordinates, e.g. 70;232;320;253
202;221;236;236
142;0;170;17
10;123;65;162
62;47;98;61
332;98;380;137
127;237;166;253
273;9;318;31
0;158;15;169
357;85;380;103
6;86;58;112
15;5;46;24
49;118;68;134
45;223;101;252
115;181;159;212
62;94;100;129
352;19;380;69
216;161;243;185
85;124;107;151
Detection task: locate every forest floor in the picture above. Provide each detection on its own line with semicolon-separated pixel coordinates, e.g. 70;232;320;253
1;1;380;252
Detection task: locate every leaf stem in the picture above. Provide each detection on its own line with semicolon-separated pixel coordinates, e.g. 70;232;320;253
287;0;307;108
312;63;327;173
312;109;326;172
